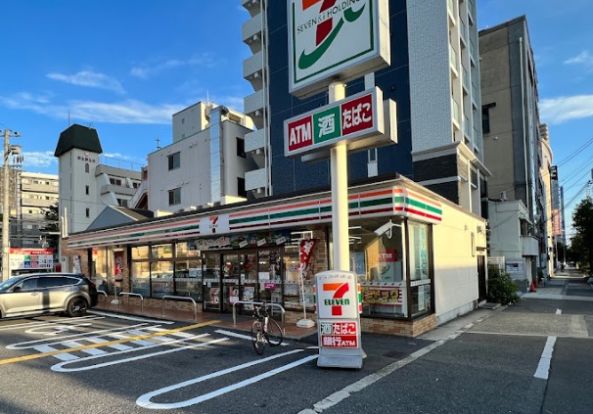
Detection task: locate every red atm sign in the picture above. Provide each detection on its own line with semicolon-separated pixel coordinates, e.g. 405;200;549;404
285;88;384;157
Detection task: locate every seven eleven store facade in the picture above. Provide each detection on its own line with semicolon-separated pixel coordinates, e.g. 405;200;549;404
67;177;487;336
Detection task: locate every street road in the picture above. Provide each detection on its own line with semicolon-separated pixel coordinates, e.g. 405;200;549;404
0;289;590;413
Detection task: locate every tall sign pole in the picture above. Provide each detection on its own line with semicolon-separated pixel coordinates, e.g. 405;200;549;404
2;129;11;281
329;82;349;271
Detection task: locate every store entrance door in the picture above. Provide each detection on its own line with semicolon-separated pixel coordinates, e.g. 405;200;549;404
202;252;222;312
222;253;241;312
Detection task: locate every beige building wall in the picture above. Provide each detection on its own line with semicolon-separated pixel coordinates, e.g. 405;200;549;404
480;25;517;201
540;128;554;277
433;199;487;324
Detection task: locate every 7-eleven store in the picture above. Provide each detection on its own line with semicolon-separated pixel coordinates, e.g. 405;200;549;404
66;177;487;336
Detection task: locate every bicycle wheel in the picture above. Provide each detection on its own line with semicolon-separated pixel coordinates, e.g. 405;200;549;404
251;320;265;355
265;317;284;347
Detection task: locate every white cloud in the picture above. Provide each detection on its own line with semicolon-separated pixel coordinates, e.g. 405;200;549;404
47;70;125;94
564;50;593;67
21;151;56;168
0;92;182;125
102;152;144;163
130;54;220;79
540;94;593;124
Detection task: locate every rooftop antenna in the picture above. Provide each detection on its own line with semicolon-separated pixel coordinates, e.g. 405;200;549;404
156;137;161;150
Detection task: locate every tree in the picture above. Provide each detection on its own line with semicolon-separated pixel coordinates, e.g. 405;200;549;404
572;197;593;275
41;203;60;250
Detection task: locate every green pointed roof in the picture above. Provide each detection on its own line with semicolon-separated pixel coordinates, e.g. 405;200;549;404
54;124;103;157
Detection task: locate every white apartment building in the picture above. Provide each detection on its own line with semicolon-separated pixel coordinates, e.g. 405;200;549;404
131;102;256;213
55;124;141;236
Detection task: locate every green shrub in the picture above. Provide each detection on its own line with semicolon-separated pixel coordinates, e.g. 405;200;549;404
487;271;519;305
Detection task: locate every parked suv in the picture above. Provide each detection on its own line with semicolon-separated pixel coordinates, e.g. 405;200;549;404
0;273;98;319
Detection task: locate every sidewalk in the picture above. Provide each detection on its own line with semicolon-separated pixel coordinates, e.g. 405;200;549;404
521;277;593;302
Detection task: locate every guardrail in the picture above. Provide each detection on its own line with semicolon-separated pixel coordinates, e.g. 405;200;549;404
118;292;144;312
161;295;198;321
231;301;286;327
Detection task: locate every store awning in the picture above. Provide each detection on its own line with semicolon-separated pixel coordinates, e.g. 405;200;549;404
67;178;443;250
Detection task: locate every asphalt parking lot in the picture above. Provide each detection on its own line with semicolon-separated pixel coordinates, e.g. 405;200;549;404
0;311;431;414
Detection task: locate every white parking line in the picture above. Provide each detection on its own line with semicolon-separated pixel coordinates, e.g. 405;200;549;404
6;323;150;350
214;329;289;346
51;334;221;373
534;336;557;380
0;315;100;331
137;350;317;410
89;310;174;325
24;321;96;335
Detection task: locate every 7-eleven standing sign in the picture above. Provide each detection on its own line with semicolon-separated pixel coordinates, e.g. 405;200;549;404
316;270;364;369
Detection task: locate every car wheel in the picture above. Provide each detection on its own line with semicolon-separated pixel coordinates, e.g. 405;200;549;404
67;297;88;317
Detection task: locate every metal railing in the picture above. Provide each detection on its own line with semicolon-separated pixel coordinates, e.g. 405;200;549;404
118;292;144;312
231;301;286;326
161;295;198;321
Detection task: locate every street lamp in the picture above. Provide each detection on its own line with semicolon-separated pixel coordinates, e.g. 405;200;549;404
2;129;21;282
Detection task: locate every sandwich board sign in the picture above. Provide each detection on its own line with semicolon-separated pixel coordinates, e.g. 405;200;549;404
316;270;364;369
288;0;391;97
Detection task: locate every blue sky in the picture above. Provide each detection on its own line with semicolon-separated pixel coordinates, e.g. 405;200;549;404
1;1;592;236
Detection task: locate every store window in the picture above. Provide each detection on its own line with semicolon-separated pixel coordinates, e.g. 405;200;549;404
349;220;408;318
258;249;283;306
175;241;202;300
131;246;150;297
409;222;432;317
150;244;174;298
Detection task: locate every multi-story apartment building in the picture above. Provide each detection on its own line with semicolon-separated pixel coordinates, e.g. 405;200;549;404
550;167;566;269
17;172;59;248
242;0;487;216
480;16;545;283
55;124;142;235
131;102;256;213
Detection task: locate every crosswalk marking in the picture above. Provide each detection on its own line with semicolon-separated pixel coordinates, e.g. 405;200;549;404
63;340;108;356
86;337;133;351
33;345;78;362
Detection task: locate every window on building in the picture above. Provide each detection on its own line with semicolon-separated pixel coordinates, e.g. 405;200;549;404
117;198;128;207
168;188;181;206
168;152;181;170
85;208;90;218
132;182;139;189
85;163;90;173
85;185;89;195
482;103;496;135
109;178;122;186
237;177;246;197
236;138;246;158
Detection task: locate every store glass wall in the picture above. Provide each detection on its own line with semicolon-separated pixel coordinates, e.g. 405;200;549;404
131;246;150;296
408;222;432;317
175;241;202;301
348;220;408;318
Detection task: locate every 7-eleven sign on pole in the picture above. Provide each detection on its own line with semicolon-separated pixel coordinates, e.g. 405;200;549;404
287;0;391;369
316;270;364;369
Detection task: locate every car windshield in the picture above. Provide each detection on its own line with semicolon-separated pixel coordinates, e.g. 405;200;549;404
0;278;21;292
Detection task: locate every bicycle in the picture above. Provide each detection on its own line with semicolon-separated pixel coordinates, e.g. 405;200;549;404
251;303;284;355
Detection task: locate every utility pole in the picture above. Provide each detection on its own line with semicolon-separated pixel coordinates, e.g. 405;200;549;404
1;129;20;281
